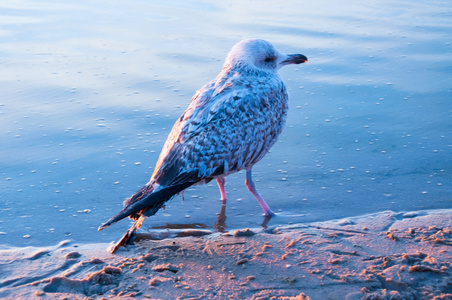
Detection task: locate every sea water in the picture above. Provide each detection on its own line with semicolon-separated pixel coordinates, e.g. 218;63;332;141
0;0;450;247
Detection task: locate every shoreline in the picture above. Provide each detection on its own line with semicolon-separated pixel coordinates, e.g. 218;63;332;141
1;209;451;299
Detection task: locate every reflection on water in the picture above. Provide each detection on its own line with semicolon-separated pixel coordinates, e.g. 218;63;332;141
137;199;273;241
152;223;208;230
214;202;227;233
134;202;228;242
0;0;450;247
261;215;273;230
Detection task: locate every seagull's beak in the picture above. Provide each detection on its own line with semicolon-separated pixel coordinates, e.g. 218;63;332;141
281;54;308;66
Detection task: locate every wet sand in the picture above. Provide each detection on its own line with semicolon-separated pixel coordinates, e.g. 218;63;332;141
1;208;450;299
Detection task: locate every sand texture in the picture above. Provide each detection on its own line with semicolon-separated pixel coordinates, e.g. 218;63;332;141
1;209;451;300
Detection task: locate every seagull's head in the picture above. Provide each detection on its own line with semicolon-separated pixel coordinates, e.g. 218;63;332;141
224;39;307;73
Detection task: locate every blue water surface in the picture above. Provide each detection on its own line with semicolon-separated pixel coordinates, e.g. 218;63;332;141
0;0;451;247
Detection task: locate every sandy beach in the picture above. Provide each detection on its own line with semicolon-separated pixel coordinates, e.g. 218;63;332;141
1;208;450;299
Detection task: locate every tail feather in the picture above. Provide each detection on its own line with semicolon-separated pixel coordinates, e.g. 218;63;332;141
98;181;194;231
109;215;145;253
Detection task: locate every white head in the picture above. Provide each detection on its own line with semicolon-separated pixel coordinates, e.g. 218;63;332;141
223;39;307;72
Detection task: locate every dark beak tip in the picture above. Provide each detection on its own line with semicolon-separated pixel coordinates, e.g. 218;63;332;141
297;54;308;64
284;54;308;65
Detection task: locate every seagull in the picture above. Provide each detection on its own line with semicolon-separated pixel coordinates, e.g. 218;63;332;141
98;39;308;253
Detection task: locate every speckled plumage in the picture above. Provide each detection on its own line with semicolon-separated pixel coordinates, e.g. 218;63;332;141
99;39;307;252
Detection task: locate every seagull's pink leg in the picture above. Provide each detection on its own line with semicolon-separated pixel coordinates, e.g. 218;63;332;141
245;169;275;217
216;177;227;201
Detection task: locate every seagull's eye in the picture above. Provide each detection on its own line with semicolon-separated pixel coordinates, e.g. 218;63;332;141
264;57;274;63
